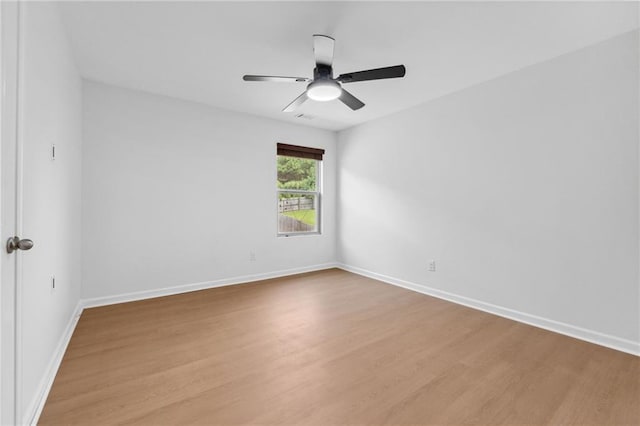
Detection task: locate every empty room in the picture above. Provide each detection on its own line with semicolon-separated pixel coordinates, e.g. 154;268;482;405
0;1;638;425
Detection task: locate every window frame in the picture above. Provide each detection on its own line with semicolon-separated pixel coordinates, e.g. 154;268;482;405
276;150;322;238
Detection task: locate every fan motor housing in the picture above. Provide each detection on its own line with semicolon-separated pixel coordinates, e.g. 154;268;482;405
314;65;333;81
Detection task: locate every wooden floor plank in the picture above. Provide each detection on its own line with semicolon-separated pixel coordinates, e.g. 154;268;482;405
39;268;640;425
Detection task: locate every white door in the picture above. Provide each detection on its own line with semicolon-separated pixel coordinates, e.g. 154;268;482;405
1;2;21;425
1;3;82;423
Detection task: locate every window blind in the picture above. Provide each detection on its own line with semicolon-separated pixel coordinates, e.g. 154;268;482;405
277;143;325;161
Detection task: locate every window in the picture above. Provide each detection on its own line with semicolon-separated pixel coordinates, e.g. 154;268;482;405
277;143;324;236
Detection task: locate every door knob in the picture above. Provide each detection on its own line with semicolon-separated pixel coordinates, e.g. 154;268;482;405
6;236;34;254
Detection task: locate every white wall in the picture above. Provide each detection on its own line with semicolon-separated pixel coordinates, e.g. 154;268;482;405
82;81;337;300
19;2;83;423
337;31;639;346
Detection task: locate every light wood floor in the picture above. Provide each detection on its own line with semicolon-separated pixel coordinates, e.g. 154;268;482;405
40;268;639;425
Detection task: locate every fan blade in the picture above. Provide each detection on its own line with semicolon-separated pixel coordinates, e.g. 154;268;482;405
339;89;365;111
337;65;406;83
243;75;310;83
283;91;309;112
313;35;335;67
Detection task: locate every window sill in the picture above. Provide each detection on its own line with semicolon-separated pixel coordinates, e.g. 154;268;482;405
277;232;322;238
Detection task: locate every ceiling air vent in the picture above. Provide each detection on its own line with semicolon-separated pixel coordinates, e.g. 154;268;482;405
294;113;314;120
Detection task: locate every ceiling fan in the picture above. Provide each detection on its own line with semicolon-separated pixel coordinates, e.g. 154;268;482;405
243;35;406;112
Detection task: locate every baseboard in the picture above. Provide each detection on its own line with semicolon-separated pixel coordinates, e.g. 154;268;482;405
337;263;640;357
82;263;339;309
24;300;84;426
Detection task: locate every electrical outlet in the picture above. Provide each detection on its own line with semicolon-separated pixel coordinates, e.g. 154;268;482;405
249;251;256;261
428;260;436;272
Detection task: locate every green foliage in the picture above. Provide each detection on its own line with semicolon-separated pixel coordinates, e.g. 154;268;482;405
277;156;316;190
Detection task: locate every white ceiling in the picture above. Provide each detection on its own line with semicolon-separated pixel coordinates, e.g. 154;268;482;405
58;1;639;131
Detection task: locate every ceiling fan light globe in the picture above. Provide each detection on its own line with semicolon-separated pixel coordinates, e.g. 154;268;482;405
307;81;342;101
